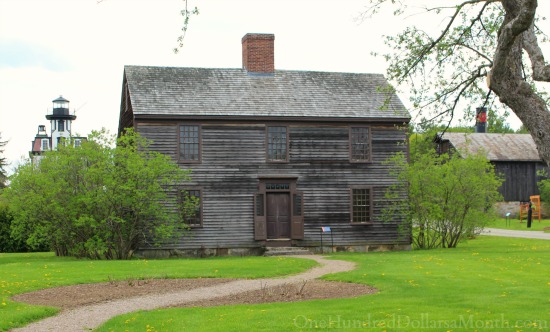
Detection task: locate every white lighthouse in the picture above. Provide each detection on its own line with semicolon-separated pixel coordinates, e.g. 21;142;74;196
46;96;76;150
30;96;86;163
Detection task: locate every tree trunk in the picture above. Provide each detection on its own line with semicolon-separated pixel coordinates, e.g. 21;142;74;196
490;0;550;167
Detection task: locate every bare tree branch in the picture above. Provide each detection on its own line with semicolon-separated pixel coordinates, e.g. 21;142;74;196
400;0;499;80
523;24;550;81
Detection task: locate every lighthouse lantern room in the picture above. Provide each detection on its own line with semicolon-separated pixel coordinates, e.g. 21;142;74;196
46;96;77;150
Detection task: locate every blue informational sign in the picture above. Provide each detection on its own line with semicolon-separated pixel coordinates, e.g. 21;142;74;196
321;226;331;233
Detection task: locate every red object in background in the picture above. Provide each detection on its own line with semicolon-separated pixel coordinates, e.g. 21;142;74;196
476;111;487;123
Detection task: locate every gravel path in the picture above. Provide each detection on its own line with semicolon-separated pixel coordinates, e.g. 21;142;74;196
482;228;550;240
12;255;355;332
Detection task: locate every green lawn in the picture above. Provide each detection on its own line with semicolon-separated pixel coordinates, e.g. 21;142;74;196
0;253;317;331
488;218;550;232
97;236;549;332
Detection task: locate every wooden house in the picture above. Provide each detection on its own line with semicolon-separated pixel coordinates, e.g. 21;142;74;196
118;33;411;256
435;132;549;202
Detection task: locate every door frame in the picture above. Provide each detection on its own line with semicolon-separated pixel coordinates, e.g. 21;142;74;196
254;176;304;241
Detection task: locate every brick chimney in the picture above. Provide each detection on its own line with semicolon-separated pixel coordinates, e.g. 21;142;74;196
242;33;275;74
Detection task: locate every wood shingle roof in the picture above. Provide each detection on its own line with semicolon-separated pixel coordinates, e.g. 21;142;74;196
439;132;541;162
123;65;410;121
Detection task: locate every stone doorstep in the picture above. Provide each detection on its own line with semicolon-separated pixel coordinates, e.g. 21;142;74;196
263;246;314;256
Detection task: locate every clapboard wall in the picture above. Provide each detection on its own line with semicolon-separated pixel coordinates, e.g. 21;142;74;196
136;120;410;250
494;161;549;201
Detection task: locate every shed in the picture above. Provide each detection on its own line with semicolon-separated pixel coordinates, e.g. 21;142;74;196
436;132;549;201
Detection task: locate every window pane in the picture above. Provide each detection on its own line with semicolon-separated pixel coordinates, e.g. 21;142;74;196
351;127;370;161
293;193;302;216
180;125;200;161
255;194;264;216
352;188;371;223
267;126;287;161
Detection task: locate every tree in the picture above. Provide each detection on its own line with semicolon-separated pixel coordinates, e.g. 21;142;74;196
367;0;550;167
5;129;195;259
0;133;7;189
385;139;503;249
174;0;199;54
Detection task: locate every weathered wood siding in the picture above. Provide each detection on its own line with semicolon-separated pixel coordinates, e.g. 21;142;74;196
137;121;409;249
494;161;549;201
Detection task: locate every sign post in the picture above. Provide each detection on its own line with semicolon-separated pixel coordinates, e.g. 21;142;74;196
320;227;333;254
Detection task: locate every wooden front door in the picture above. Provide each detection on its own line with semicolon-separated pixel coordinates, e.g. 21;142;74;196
266;193;291;239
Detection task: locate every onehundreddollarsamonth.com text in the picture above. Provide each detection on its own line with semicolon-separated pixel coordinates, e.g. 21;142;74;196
293;314;547;330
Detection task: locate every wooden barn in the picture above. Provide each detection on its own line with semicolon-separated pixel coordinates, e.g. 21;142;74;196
118;33;411;256
435;132;549;202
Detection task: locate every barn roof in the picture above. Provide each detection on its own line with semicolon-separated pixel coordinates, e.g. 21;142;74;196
439;132;541;162
123;66;410;121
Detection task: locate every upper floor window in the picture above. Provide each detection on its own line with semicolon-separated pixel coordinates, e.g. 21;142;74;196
350;127;371;162
41;139;50;151
58;120;65;132
179;125;201;162
351;187;373;224
267;126;288;162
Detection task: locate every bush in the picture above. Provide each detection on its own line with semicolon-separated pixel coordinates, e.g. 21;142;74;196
385;143;503;249
538;178;550;203
0;203;47;252
5;129;195;259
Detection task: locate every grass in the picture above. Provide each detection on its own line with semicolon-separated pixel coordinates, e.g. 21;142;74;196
488;218;550;232
97;236;549;332
0;253;317;331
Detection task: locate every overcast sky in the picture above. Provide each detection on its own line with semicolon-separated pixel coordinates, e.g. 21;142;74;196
1;0;549;173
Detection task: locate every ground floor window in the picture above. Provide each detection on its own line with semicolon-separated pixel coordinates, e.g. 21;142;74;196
351;187;372;224
180;189;202;227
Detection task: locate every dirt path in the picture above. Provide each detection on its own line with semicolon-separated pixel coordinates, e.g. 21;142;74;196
482;228;550;240
12;256;357;332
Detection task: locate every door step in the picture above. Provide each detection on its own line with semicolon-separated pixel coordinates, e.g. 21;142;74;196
265;239;292;247
264;246;313;256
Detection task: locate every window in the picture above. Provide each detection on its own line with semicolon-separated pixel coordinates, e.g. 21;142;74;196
350;127;371;162
267;126;288;162
351;187;372;224
58;120;65;132
74;139;82;148
181;189;202;227
179;125;200;162
41;139;49;151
